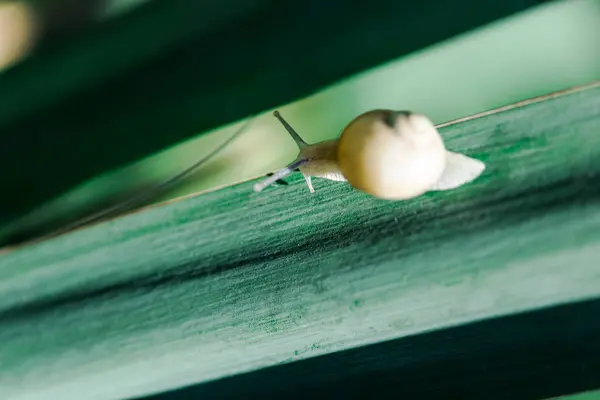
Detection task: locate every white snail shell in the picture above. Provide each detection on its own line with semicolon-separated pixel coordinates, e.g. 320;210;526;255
337;110;447;200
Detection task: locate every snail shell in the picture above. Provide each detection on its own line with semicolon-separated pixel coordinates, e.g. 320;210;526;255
337;110;447;200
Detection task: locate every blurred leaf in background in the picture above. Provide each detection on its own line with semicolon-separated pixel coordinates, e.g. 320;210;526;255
0;1;38;70
0;0;152;72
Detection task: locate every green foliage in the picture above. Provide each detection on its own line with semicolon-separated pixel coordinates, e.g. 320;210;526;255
0;0;555;228
3;0;600;245
1;82;599;399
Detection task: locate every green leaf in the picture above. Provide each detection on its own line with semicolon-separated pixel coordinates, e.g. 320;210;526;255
0;81;599;399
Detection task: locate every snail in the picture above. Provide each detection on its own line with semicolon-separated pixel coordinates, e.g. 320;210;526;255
253;110;485;200
4;109;485;246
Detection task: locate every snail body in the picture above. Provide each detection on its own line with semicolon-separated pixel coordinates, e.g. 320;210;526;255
295;139;346;192
253;110;485;199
